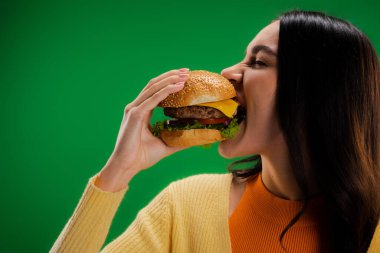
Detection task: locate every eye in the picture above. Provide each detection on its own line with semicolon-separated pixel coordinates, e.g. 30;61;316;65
246;57;267;68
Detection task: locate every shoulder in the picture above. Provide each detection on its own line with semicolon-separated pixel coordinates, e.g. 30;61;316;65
136;174;232;221
166;173;233;203
170;173;232;191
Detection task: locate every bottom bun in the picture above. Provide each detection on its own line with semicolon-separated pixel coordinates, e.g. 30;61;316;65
160;129;225;147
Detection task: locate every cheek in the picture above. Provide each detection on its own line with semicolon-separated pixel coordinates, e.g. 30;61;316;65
219;70;279;157
244;70;279;145
244;71;277;110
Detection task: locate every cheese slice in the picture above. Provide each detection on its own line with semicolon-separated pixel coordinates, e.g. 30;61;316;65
197;99;239;118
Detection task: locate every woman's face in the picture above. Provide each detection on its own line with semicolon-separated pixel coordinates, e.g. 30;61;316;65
218;21;282;158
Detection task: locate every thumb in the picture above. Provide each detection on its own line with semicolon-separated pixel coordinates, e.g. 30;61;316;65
164;145;191;157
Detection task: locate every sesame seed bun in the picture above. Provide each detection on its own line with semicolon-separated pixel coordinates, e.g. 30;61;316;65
160;129;225;147
158;70;236;108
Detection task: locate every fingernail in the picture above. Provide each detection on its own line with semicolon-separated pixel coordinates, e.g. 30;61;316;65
176;81;185;85
179;73;189;78
179;68;189;72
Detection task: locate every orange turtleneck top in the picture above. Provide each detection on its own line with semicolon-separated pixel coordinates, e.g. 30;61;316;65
228;174;332;252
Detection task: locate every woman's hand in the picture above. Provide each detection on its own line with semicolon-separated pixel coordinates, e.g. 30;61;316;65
96;68;190;191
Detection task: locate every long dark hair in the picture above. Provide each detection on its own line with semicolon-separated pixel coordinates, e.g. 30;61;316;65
228;10;380;252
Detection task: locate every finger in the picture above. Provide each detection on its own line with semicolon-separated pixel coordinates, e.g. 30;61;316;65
137;82;185;112
132;73;189;108
140;68;189;94
126;68;189;111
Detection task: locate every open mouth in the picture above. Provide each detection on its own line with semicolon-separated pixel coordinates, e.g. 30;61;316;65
236;105;247;124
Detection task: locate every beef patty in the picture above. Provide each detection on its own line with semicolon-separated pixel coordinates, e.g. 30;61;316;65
164;106;225;119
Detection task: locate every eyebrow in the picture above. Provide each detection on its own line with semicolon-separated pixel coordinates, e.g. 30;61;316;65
245;45;277;57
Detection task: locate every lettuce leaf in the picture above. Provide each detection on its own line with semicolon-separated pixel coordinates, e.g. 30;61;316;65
151;120;165;137
220;118;239;139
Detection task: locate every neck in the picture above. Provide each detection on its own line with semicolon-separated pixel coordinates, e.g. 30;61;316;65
260;134;319;201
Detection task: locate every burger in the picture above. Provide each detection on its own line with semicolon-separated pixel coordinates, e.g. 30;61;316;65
151;70;245;147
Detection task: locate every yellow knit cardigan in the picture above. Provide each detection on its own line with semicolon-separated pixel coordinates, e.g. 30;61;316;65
50;173;380;253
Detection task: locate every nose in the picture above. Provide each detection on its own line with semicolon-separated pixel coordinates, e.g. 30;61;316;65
221;64;246;107
221;65;243;84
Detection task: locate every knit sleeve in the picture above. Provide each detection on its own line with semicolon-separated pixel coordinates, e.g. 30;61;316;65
50;174;173;253
99;183;172;253
50;174;128;253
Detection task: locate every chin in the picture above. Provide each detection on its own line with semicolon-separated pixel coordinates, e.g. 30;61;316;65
218;120;250;158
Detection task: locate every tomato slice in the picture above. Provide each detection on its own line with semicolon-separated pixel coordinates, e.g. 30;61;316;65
196;118;229;125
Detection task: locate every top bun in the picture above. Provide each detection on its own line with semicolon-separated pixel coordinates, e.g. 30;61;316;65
158;70;236;108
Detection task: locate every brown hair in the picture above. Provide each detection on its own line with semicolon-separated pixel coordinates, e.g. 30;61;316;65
228;10;380;252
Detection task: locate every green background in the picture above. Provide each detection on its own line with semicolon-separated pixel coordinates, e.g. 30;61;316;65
1;0;379;252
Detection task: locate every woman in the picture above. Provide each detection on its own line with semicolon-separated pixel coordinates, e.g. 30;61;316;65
50;10;380;253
